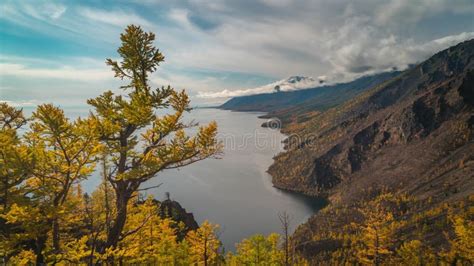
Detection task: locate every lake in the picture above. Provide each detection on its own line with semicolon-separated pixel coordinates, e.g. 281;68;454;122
26;106;325;251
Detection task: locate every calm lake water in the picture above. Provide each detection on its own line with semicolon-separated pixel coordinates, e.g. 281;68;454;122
24;106;324;251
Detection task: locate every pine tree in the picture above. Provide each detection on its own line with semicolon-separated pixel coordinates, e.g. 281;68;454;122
450;214;474;262
115;197;189;264
23;104;100;263
87;25;221;255
0;103;30;212
441;207;474;264
234;233;284;265
0;103;31;263
396;240;437;265
356;199;396;265
186;220;222;265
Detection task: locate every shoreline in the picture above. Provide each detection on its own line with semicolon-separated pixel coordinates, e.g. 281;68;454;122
216;106;329;205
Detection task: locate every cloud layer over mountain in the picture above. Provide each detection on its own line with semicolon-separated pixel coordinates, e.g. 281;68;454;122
198;76;325;98
1;0;473;105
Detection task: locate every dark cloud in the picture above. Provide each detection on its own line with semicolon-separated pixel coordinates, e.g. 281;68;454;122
171;0;474;79
348;65;373;73
188;14;219;31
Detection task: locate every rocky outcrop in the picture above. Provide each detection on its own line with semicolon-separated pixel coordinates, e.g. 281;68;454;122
157;199;199;239
159;199;199;230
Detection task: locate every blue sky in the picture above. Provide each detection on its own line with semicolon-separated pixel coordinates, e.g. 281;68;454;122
1;0;473;106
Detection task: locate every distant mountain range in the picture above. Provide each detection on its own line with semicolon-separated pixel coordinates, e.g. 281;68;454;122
220;72;401;113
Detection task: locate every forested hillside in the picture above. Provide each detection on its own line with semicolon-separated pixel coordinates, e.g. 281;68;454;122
267;39;474;264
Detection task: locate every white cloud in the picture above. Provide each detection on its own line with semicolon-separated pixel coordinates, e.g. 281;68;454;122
0;63;112;81
317;75;327;81
160;0;474;89
323;14;474;80
198;88;269;99
0;56;126;107
411;32;474;56
48;4;67;19
0;100;40;107
198;76;320;99
0;54;115;83
165;17;327;79
150;71;222;95
169;9;193;29
78;7;153;28
0;2;123;47
22;2;67;21
196;30;474;99
375;0;474;25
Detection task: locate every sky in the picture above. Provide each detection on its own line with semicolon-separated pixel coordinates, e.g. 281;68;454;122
1;0;473;107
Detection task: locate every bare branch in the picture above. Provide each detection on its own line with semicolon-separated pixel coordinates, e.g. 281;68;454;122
137;183;163;192
119;214;153;241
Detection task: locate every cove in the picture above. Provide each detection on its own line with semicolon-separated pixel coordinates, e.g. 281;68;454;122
143;108;325;251
70;107;326;251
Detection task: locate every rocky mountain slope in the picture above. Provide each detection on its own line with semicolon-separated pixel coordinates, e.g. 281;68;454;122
220;72;400;112
267;39;474;261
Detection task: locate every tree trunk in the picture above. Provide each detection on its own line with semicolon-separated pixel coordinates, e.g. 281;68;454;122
2;177;9;265
35;235;47;266
204;237;208;266
105;185;131;249
52;219;60;253
3;176;8;212
284;230;289;266
52;197;63;255
374;230;380;266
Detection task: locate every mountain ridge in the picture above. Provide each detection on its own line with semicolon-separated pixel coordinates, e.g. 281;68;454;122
267;39;474;261
220;71;401;113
